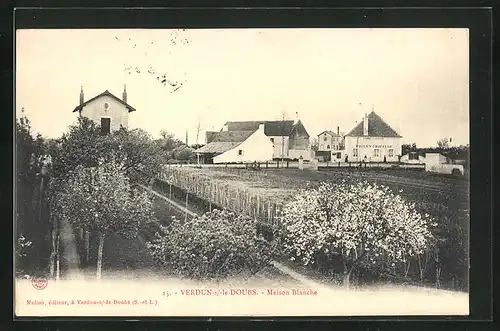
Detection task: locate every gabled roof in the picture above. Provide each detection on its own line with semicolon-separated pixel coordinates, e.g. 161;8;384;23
196;142;244;154
318;130;339;137
224;120;298;137
211;131;256;143
72;90;136;113
196;130;255;154
345;111;402;138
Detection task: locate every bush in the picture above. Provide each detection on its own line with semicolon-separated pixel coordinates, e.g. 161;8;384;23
278;181;436;287
146;209;276;280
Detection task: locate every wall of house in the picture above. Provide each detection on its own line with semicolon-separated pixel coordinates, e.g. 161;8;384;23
289;123;310;150
288;149;312;161
318;133;341;151
213;127;274;163
80;95;129;132
269;136;290;159
344;136;402;162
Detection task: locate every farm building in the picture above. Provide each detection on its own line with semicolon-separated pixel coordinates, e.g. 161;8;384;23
73;85;135;134
344;111;402;163
197;119;311;163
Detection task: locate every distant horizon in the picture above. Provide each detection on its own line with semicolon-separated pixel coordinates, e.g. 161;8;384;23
16;28;469;147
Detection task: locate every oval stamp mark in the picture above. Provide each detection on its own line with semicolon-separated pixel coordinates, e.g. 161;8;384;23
31;277;48;290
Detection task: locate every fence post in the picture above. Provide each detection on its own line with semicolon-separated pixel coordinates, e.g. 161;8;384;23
185;191;189;221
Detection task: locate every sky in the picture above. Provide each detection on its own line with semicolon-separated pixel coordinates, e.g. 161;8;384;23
15;28;469;147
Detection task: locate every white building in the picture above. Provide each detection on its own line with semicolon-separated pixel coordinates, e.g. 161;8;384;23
72;85;135;134
212;124;274;163
199;119;311;163
317;127;343;151
344;111;402;162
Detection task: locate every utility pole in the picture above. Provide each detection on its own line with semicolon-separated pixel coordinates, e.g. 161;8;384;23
281;112;285;163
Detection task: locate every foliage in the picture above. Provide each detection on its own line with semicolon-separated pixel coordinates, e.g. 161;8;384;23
15;233;34;275
437;137;450;149
311;138;319;152
51;117;108;178
50;160;155;236
51;117;164;184
146;209;276;280
278;181;436;286
107;128;164;183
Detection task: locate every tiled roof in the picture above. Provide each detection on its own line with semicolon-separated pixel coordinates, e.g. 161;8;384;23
211;131;256;143
318;130;339;137
345;111;402;138
72;90;136;113
195;142;243;154
196;130;255;154
225;120;297;136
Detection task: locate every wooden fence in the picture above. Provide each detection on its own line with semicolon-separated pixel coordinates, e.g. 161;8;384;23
166;161;426;170
158;167;283;227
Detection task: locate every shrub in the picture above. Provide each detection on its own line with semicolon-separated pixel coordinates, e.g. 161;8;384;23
147;209;276;280
278;181;436;287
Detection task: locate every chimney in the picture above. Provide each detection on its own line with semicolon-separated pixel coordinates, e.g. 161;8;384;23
363;113;369;136
185;131;188;145
258;123;265;132
337;126;339;136
122;84;128;103
80;85;84;105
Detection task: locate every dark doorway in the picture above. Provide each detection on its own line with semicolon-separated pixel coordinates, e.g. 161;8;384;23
101;118;111;135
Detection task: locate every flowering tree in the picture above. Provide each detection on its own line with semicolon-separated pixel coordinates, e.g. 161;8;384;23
279;181;436;288
147;209;276;280
50;160;156;279
107;128;164;184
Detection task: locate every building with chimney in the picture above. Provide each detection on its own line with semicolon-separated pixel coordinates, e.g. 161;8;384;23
72;85;136;134
196;119;311;163
343;111;402;162
317;126;344;152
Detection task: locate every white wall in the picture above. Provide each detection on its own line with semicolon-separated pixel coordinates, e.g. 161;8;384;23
344;136;402;162
288;149;312;161
318;133;340;151
80;95;129;132
269;136;289;158
213;126;274;163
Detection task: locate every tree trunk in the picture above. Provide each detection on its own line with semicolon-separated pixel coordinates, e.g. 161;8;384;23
49;229;56;278
96;232;105;280
85;230;90;265
56;234;60;280
343;269;352;289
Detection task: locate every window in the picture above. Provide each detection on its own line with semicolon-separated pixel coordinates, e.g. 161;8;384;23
320;144;324;150
324;136;328;141
353;148;358;157
374;149;380;157
388;149;394;157
238;150;243;156
336;152;341;159
327;145;330;149
270;138;274;143
100;118;111;135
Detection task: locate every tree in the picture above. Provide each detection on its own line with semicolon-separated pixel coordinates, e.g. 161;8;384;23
311;138;319;152
51;117;108;178
147;209;276;280
50;160;155;279
437;138;450;149
279;181;436;288
108;128;164;183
